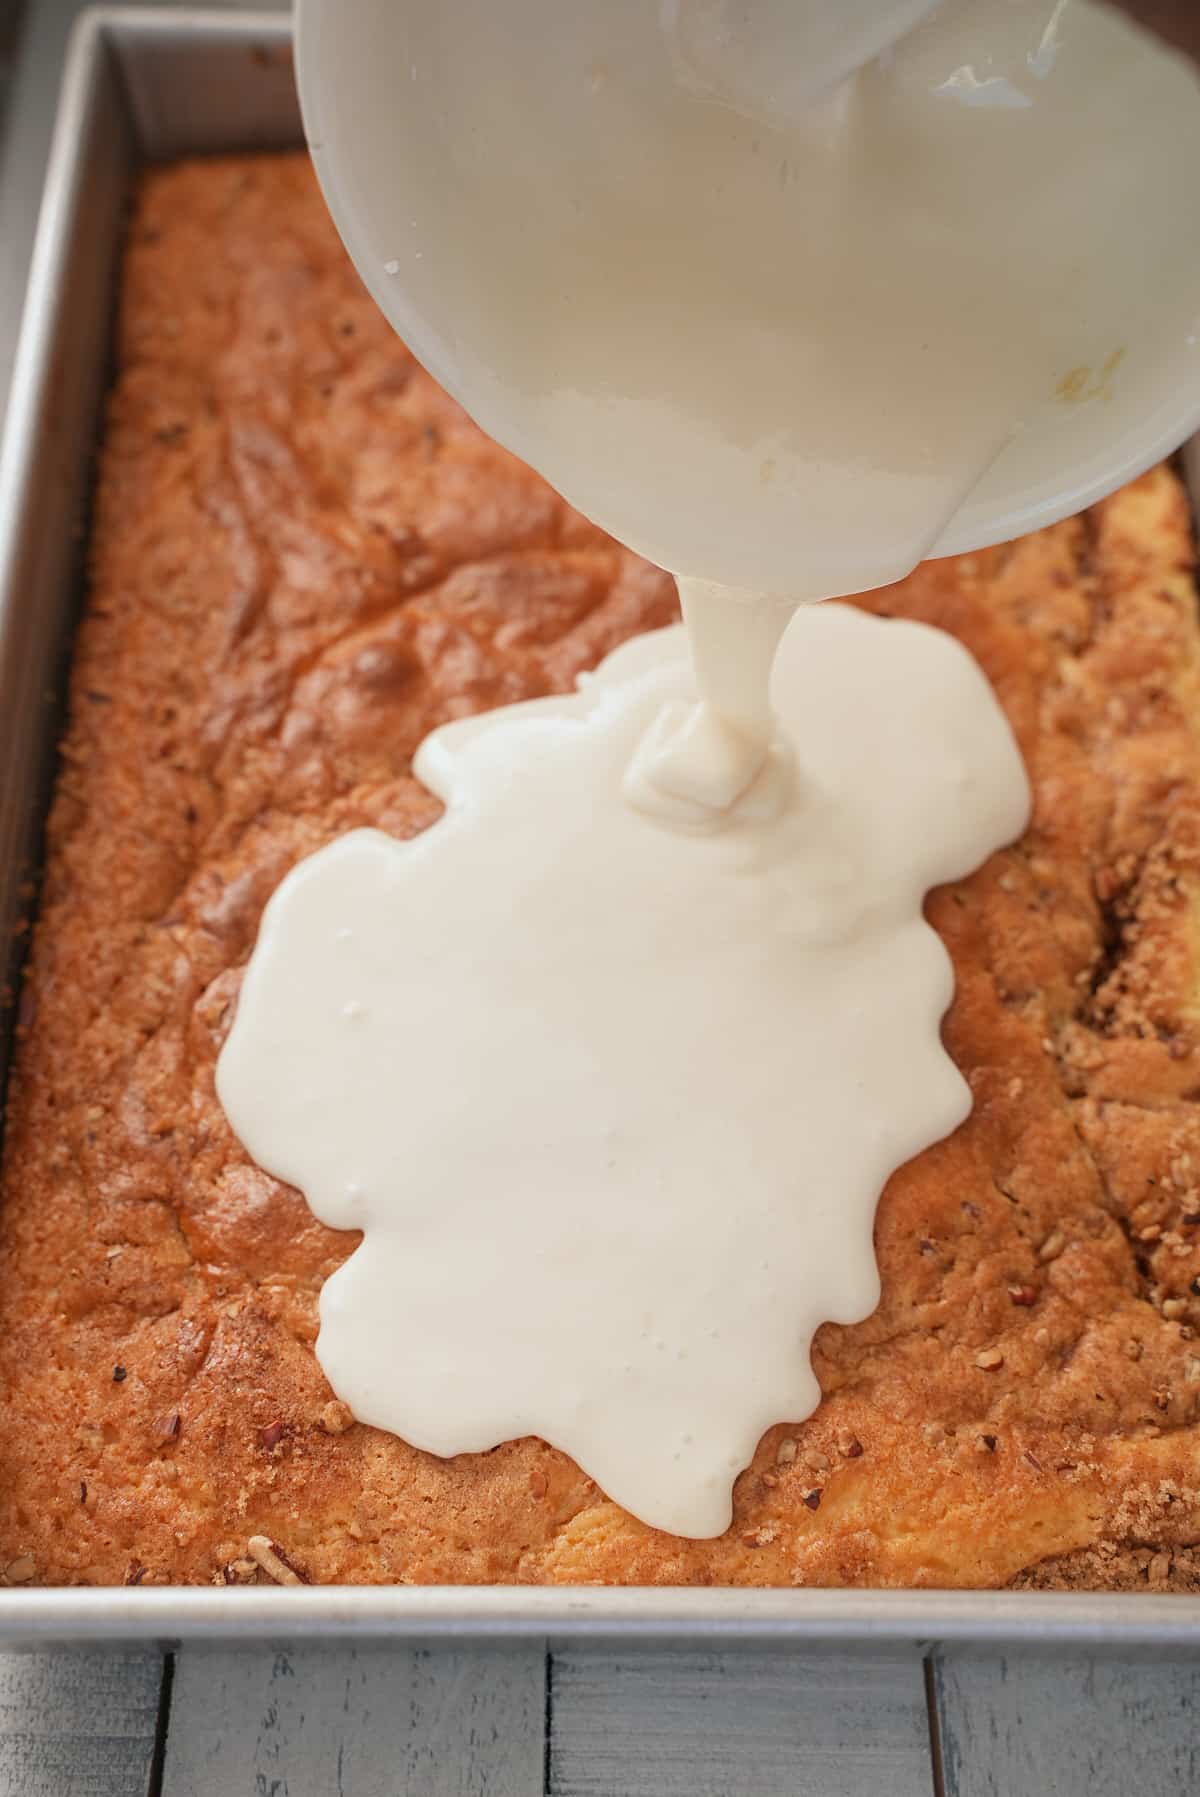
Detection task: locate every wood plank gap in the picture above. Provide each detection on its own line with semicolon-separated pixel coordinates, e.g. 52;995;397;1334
543;1646;553;1797
146;1650;175;1797
923;1653;947;1797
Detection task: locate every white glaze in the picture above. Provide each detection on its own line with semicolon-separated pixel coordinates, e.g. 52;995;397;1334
217;605;1029;1537
625;579;796;827
219;0;1200;1533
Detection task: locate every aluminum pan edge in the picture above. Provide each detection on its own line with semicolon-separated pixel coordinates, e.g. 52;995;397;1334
0;1585;1199;1651
0;5;1198;1645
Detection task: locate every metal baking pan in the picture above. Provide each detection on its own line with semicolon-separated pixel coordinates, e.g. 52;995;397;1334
1;5;1199;1650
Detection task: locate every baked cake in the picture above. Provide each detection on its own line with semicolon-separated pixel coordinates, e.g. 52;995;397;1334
2;153;1200;1591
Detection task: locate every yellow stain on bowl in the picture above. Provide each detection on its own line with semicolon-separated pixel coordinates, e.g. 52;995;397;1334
1055;347;1126;406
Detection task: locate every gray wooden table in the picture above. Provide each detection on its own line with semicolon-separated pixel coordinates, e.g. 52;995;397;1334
0;1640;1197;1794
3;3;1200;1792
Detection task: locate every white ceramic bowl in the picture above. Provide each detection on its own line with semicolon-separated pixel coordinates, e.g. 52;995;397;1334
297;0;1200;593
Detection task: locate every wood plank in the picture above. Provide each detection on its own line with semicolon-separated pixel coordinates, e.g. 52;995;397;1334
932;1651;1200;1797
162;1644;547;1797
0;1648;165;1797
548;1649;931;1797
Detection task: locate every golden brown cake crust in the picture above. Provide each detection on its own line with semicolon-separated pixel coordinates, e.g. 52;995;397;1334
3;153;1200;1591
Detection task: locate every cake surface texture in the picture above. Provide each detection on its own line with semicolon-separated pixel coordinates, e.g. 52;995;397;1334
3;154;1200;1591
